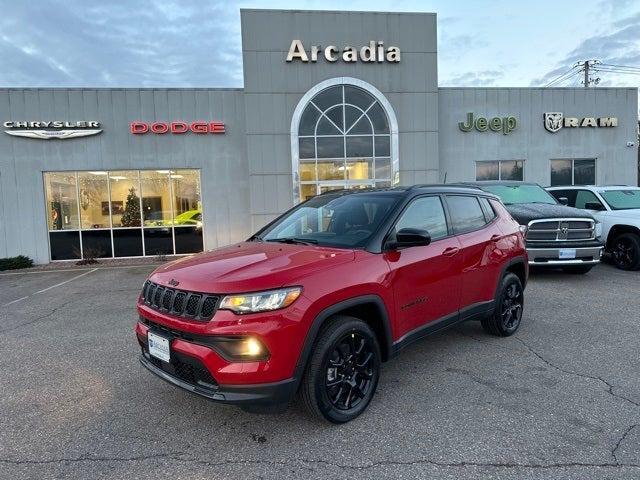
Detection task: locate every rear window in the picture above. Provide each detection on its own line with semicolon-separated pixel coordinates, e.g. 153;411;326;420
446;195;487;234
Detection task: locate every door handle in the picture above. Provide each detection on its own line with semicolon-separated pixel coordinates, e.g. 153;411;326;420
490;234;501;242
442;246;460;257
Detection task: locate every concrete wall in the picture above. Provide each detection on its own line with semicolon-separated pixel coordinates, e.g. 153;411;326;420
241;9;439;230
438;87;638;186
0;88;250;263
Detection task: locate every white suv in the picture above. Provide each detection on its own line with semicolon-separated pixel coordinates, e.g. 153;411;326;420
547;186;640;270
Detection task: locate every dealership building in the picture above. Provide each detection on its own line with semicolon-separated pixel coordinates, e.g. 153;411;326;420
0;9;637;264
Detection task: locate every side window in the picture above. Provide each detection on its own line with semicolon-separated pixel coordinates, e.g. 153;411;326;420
395;196;448;240
446;195;487;234
575;190;604;210
478;197;496;222
549;189;577;207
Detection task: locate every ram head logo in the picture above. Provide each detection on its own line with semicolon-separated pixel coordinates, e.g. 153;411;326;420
544;112;564;133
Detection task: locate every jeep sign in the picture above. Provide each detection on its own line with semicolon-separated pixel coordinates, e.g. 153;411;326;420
458;112;517;135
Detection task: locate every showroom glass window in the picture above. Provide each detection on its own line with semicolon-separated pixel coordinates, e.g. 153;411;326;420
44;170;203;261
476;160;524;181
550;159;596;186
296;84;396;201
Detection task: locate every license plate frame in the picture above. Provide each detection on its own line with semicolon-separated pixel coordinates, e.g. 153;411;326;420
148;331;171;363
559;248;577;260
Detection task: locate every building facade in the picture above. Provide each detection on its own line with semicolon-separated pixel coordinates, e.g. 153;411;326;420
0;9;637;264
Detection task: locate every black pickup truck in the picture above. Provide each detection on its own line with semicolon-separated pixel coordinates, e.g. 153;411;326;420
462;182;604;274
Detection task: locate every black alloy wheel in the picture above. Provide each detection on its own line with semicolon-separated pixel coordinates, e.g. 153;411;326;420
325;332;375;411
301;316;381;423
611;233;640;270
500;282;523;333
481;272;524;337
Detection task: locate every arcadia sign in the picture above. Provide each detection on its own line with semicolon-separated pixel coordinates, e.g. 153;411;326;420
286;40;401;63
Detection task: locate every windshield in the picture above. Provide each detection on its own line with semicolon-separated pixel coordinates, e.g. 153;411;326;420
258;193;400;248
482;184;557;205
600;190;640;210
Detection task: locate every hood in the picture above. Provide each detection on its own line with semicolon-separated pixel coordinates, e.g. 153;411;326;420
505;203;594;225
602;209;640;223
149;241;356;293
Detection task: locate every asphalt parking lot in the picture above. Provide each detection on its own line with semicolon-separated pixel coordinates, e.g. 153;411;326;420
0;263;638;479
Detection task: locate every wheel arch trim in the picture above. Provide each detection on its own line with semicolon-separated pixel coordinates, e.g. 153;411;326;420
293;295;394;382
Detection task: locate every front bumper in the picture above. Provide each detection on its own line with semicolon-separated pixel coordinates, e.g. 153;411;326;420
139;353;297;406
527;245;603;266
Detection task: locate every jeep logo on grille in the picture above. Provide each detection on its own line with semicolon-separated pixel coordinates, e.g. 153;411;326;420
168;278;180;287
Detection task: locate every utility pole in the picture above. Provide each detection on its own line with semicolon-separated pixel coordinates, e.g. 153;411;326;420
584;61;589;88
577;60;600;87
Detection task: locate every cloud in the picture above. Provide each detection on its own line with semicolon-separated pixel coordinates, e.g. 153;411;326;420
441;70;504;87
531;10;640;87
0;1;244;87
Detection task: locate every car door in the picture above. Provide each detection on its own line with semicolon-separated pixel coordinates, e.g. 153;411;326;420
384;195;463;339
444;195;504;314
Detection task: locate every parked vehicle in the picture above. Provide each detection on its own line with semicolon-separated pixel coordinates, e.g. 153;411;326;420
461;182;604;274
547;186;640;270
135;185;527;423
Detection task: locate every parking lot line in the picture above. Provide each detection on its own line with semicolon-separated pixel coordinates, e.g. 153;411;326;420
0;263;164;276
1;268;98;307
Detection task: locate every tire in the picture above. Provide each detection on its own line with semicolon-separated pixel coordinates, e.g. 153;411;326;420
300;315;381;423
562;265;593;274
610;233;640;271
481;273;524;337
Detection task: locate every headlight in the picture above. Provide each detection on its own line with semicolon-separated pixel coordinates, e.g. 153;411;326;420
219;287;302;314
518;225;528;237
595;221;603;239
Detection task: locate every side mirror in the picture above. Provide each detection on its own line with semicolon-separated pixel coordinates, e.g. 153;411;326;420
558;197;569;206
584;202;605;211
387;228;431;250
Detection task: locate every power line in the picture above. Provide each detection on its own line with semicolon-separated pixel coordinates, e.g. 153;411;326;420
544;65;581;87
599;63;640;72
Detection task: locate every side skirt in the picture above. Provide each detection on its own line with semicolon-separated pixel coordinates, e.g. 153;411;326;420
390;300;494;356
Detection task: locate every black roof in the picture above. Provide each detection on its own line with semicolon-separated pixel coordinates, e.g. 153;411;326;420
455;181;541;187
318;184;494;197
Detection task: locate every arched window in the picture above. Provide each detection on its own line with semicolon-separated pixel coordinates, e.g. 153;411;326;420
291;78;399;202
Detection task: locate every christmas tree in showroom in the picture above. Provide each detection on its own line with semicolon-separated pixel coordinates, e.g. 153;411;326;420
120;187;141;227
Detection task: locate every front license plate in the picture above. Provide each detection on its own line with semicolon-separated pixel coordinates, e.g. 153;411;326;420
559;248;577;259
148;331;170;363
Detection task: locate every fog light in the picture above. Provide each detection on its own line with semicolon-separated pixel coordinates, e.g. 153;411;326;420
210;336;270;361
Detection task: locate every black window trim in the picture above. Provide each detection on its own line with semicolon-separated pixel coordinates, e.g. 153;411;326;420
443;194;495;236
381;194;453;249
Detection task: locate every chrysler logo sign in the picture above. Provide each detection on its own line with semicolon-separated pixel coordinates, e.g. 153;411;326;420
3;121;102;140
544;112;618;133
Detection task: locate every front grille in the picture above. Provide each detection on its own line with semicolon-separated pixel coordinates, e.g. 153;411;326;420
143;342;217;389
141;281;219;321
526;219;595;242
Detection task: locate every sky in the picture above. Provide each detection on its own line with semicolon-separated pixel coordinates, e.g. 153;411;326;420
0;0;639;90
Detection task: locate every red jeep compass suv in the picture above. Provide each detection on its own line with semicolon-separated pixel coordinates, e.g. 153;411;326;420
135;185;527;423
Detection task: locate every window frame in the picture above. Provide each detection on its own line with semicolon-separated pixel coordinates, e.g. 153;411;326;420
443;194;492;235
475;160;525;181
549;158;597;186
291;77;399;204
392;195;450;242
43;169;204;261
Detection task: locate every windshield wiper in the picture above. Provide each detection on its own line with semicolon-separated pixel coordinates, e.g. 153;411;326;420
266;237;319;245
